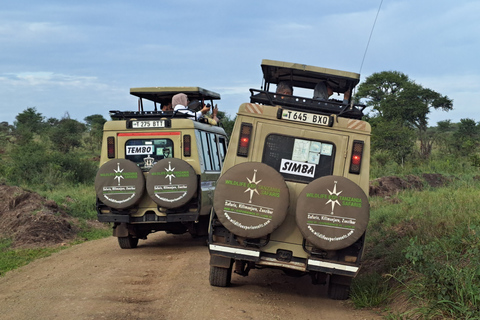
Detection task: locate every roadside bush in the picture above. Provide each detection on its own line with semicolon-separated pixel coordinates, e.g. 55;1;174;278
4;140;97;188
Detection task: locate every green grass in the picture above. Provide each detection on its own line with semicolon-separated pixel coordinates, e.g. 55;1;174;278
352;176;480;319
0;238;65;276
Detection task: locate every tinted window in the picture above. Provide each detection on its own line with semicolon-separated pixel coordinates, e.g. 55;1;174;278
262;134;335;183
125;138;174;171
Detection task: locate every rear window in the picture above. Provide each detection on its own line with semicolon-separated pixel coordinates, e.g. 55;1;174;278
125;138;174;171
262;134;335;183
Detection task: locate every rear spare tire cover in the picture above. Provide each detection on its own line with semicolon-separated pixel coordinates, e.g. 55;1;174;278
95;159;145;209
213;162;289;238
296;175;369;250
146;158;197;208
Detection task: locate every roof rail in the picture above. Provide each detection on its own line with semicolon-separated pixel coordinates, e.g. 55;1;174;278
249;89;366;120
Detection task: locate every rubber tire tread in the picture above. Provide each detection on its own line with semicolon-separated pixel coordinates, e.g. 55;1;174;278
328;283;350;300
209;266;232;287
118;236;139;249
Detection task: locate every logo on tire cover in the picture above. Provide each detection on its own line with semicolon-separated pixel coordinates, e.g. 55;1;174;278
306;180;364;242
101;162;138;204
223;169;280;230
151;161;188;203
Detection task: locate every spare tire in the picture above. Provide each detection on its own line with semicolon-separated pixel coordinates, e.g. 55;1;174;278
95;159;145;209
146;158;198;208
296;175;369;250
213;162;289;238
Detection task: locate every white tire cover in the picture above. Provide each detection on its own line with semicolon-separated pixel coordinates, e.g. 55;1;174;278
296;175;369;250
146;158;197;208
95;159;145;209
213;162;289;238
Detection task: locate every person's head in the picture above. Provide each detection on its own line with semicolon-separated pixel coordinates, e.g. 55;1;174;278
276;82;293;95
313;82;333;100
162;102;172;111
172;93;188;107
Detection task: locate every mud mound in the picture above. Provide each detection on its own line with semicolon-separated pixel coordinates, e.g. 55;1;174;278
369;174;450;197
0;185;78;248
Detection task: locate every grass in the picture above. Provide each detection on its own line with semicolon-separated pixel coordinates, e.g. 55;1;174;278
0;238;65;276
351;176;480;319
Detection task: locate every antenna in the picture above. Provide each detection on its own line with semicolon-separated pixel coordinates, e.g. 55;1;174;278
359;0;383;74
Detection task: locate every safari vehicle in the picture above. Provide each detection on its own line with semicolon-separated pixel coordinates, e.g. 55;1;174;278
95;87;228;249
208;60;371;300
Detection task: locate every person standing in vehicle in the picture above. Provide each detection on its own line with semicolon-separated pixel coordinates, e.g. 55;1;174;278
313;82;350;104
172;93;219;125
276;81;293;95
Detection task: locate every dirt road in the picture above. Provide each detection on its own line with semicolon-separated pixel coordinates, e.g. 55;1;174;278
0;232;383;320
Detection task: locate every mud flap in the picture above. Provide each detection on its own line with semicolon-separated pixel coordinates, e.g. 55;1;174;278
210;254;233;268
113;223;129;238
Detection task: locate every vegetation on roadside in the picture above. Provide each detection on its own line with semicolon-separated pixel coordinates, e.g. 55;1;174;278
1;70;480;319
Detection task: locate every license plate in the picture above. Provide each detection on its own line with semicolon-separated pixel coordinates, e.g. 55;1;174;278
281;110;331;126
131;120;165;128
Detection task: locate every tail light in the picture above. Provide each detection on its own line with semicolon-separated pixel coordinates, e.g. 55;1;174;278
107;136;115;158
183;134;191;157
349;140;364;174
237;123;253;157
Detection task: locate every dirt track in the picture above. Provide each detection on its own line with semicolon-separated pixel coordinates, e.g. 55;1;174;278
0;232;383;320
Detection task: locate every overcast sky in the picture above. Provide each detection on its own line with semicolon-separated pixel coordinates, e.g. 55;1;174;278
1;0;479;126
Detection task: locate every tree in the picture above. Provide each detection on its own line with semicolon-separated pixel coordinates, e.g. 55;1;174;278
13;107;46;143
49;116;87;153
217;111;236;138
356;71;453;159
84;114;107;151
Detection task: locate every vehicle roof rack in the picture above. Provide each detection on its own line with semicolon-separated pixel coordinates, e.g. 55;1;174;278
109;110;196;121
130;86;221;104
249;89;366;120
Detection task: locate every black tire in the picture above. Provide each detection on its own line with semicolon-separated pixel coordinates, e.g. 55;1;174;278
209;266;232;287
328;283;350;300
296;175;369;250
146;158;197;208
118;235;139;249
213;162;289;238
95;159;145;209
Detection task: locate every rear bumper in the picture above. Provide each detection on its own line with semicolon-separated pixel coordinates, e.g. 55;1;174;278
208;243;359;277
97;211;200;224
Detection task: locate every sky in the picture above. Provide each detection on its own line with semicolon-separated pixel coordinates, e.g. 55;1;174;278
1;0;479;126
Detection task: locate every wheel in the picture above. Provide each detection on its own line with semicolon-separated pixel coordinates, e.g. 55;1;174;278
95;159;145;209
328;283;350;300
118;235;139;249
209;266;232;287
296;175;369;250
213;162;289;238
146;158;197;208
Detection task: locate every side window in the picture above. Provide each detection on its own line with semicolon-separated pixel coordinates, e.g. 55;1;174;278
262;134;335;183
125;138;174;171
199;131;212;171
196;131;224;172
208;133;221;171
218;136;227;165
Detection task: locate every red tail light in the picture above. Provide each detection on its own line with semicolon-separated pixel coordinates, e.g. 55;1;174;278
349;140;364;174
183;134;191;157
107;136;115;158
237;123;252;157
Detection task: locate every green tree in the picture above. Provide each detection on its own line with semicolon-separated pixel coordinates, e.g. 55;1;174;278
356;71;453;160
453;118;479;156
217;111;236;138
13;107;45;143
84;114;107;151
49;116;87;153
